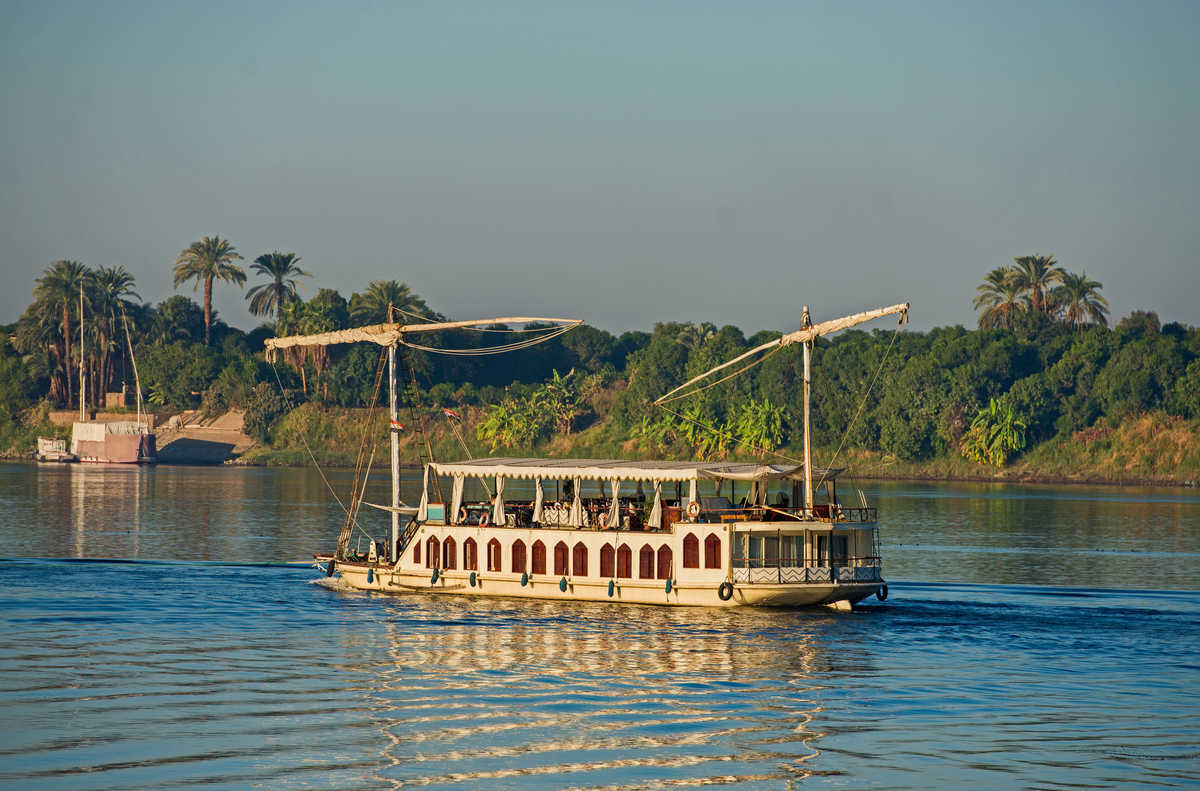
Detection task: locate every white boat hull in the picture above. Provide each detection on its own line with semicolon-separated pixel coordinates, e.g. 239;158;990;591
323;558;882;608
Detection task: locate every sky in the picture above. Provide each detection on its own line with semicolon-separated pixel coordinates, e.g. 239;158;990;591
2;0;1197;336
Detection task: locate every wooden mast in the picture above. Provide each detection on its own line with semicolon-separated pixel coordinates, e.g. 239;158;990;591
801;306;813;513
79;282;85;421
388;312;401;561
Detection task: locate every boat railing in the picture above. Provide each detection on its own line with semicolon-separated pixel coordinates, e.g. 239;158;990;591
729;555;882;584
697;505;877;524
426;501;876;530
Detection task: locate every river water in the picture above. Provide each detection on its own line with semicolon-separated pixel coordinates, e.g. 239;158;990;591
0;462;1197;789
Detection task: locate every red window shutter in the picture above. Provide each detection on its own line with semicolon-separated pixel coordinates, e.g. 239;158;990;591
683;533;699;568
617;545;632;578
554;542;568;576
704;534;721;568
512;540;527;573
639;545;654;579
532;541;546;575
600;544;615;578
573;543;588;577
657;546;672;580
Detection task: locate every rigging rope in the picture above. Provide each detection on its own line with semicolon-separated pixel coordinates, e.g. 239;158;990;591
335;346;390;559
652;325;904;488
399;322;577;356
655;344;786;406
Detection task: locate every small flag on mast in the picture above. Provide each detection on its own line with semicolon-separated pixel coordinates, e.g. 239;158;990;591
443;407;461;421
390;418;404;432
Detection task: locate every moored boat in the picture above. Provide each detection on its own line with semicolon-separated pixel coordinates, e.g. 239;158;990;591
72;420;156;464
34;436;77;463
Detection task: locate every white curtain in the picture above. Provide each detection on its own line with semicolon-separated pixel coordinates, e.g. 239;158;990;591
606;479;621;528
533;478;544;523
569;476;584;527
492;475;506;526
418;465;429;521
687;479;698;510
648;481;663;529
450;476;464;524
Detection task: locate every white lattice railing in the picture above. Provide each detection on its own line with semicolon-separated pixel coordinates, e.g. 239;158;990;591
731;562;882;585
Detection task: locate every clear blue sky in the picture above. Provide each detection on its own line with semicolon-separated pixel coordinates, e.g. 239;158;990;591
2;0;1197;334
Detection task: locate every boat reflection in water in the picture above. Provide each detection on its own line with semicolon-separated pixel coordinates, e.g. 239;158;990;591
320;589;857;788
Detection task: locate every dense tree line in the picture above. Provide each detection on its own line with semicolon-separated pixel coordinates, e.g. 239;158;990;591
2;243;1197;468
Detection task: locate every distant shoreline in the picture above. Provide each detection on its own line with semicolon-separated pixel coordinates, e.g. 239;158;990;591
8;455;1193;490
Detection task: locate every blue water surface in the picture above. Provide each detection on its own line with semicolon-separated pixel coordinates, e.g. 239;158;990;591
0;463;1197;789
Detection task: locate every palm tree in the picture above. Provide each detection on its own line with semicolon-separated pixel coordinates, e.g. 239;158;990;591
33;260;91;406
973;267;1027;330
1054;271;1109;329
245;251;310;319
91;266;141;399
172;236;245;345
349;280;436;325
1010;255;1064;314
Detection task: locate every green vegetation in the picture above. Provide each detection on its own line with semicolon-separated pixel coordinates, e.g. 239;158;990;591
2;245;1197;485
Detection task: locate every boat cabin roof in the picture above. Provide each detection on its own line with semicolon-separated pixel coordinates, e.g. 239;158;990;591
427;457;843;483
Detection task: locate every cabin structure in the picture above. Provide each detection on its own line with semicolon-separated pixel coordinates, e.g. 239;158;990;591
328;456;884;607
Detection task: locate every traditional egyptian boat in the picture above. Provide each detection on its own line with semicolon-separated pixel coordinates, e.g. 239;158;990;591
269;303;907;608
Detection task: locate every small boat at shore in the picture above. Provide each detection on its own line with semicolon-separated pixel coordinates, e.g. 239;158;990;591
268;302;908;608
34;437;77;463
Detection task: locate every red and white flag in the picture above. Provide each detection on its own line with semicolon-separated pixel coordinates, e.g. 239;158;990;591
389;419;405;431
442;407;461;421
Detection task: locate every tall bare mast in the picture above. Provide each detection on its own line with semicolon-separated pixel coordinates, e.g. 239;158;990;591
79;282;85;421
801;306;813;512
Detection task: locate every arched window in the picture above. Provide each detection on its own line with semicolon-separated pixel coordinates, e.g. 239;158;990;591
657;545;672;580
572;542;588;577
486;539;501;572
682;533;699;568
463;538;478;571
639;544;655;579
531;540;546;575
617;545;632;578
425;536;440;569
704;533;722;569
443;537;457;570
600;544;615;577
413;540;421;565
554;541;569;576
512;539;527;573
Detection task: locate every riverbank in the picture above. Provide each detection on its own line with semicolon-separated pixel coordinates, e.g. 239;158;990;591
7;402;1197;487
229;404;1200;488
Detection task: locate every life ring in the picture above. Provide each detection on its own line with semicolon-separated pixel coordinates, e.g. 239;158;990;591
664;578;673;594
469;571;477;588
457;506;467;524
521;572;529;587
478;512;489;527
876;583;888;601
608;580;615;598
431;568;440;584
559;577;568;592
325;560;336;577
366;567;374;585
718;581;734;601
686;500;702;519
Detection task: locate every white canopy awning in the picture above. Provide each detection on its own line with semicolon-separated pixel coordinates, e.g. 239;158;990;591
426;457;843;483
